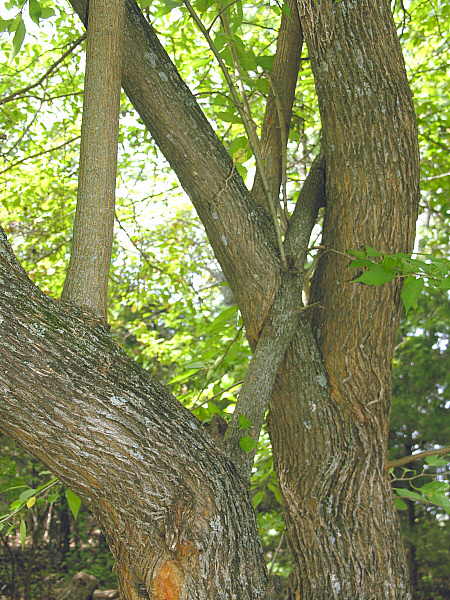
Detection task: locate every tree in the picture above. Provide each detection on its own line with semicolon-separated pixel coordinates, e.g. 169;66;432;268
0;0;437;598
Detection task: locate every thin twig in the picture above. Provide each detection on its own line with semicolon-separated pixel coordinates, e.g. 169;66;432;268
0;136;80;176
386;446;450;470
268;531;285;576
193;380;243;409
0;35;86;106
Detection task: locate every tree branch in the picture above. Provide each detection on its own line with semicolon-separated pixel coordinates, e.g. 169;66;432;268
250;0;303;213
284;152;325;268
224;158;325;478
0;226;268;599
0;136;81;176
0;35;86;106
386;446;450;470
62;0;124;319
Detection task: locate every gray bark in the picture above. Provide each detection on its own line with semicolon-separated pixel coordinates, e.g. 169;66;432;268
0;229;268;599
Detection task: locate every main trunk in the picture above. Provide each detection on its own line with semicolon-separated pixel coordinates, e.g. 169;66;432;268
269;1;419;598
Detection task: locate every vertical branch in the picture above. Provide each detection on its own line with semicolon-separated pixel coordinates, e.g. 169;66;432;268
62;0;125;320
250;0;303;213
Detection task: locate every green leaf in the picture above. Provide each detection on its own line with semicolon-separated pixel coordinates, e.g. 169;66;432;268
348;248;367;258
47;490;60;504
365;246;382;257
393;497;408;510
213;31;228;53
65;488;82;520
349;258;374;269
239;435;257;453
394;488;424;502
29;0;42;24
183;361;206;369
354;264;397;286
11;17;26;59
253;78;270;95
18;488;36;503
425;455;449;467
438;276;450;290
206;305;238;333
207;402;221;415
401;276;424;313
429;494;450;515
252;490;265;508
39;6;55;19
157;0;182;16
0;18;13;32
228;136;248;154
19;519;26;548
419;480;449;495
256;55;274;71
238;415;252;429
234;45;257;71
168;368;199;384
216;110;242;124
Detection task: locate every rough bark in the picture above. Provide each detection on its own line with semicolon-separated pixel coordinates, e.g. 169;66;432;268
267;1;419;598
62;0;124;319
225;156;325;477
0;230;268;600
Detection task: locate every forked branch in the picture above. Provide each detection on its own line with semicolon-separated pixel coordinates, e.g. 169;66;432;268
225;156;325;478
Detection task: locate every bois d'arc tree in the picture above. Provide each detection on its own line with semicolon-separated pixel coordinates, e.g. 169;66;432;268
0;0;420;598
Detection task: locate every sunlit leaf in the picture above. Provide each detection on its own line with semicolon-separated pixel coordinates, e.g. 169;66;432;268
354;264;397;286
401;276;424;313
65;488;82;520
239;436;257;453
11;17;26;59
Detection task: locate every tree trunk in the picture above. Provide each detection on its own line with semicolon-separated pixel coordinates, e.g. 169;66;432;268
0;233;268;599
268;1;419;598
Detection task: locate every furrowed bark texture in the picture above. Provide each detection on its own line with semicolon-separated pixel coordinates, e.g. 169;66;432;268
225;156;325;477
62;0;124;319
266;1;419;598
0;230;268;600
